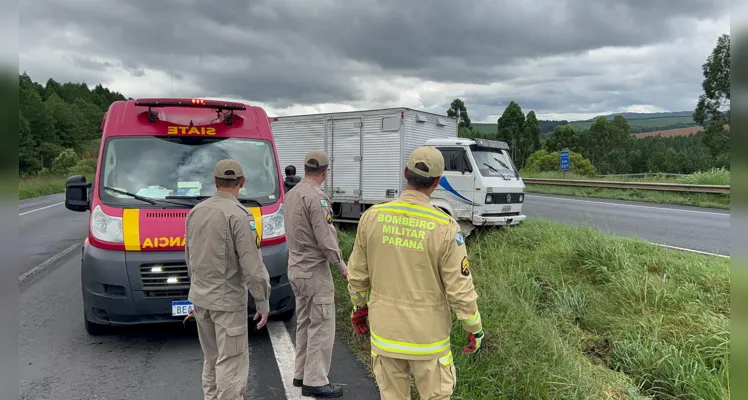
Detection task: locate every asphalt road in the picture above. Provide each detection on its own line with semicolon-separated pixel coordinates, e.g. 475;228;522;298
523;193;731;256
18;192;731;399
19;194;379;400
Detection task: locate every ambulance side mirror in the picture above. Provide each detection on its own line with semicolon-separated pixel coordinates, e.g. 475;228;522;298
65;175;91;212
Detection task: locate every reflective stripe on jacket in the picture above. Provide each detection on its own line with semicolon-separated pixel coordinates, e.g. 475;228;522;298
347;190;482;361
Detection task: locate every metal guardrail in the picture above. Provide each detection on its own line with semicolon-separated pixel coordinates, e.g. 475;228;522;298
522;178;730;194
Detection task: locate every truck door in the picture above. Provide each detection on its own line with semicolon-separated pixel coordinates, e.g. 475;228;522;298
326;117;363;201
433;147;476;220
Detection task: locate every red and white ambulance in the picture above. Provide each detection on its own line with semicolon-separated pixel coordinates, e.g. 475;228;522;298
65;98;294;335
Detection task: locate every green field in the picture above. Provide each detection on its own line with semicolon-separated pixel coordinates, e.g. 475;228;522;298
331;219;730;399
525;184;730;209
19;175;72;200
521;170;731;209
472;115;696;136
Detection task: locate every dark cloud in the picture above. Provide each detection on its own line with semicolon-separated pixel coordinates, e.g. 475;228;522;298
19;0;730;119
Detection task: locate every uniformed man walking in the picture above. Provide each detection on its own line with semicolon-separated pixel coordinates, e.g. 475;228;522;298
346;146;485;400
284;150;347;398
185;159;272;400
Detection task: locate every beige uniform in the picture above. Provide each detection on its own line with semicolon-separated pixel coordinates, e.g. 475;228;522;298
186;183;271;399
284;175;346;387
347;148;482;400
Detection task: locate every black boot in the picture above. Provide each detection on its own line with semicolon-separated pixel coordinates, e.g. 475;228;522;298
301;384;344;398
293;378;303;387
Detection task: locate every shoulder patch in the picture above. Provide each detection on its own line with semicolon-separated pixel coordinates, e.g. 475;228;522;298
326;211;333;224
320;199;328;208
460;256;470;276
456;231;465;246
256;232;261;249
249;220;256;231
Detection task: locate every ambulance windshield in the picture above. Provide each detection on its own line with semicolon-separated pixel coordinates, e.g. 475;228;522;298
98;136;280;206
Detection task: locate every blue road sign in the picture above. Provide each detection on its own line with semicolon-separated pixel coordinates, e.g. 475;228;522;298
560;151;570;171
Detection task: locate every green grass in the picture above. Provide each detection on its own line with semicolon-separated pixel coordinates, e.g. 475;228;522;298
521;171;683;183
20;158;97;200
19;175;73;200
331;219;730;399
521;169;731;209
525;184;730;209
678;168;731;186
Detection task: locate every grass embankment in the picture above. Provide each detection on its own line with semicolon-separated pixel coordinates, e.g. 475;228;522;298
19;158;96;200
332;219;730;399
19;175;73;200
522;170;731;209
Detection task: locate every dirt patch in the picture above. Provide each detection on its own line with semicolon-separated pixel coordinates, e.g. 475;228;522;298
635;126;703;138
583;337;613;367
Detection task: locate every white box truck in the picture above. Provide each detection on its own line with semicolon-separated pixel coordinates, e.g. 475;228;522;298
270;108;526;236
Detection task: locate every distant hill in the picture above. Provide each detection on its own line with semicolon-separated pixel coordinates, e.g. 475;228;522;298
472;111;699;138
576;111;694;121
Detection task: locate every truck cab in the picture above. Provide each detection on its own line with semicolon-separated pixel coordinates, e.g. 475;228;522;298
64;98;294;335
425;137;526;235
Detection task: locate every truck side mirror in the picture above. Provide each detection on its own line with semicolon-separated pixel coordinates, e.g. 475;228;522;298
65;175;91;212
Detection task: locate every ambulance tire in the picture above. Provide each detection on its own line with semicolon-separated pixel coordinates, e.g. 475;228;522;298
271;307;296;322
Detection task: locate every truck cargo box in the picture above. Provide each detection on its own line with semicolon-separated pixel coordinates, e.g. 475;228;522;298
270;108;458;205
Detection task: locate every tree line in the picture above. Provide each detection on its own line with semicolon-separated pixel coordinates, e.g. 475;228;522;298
449;33;730;176
19;73;127;176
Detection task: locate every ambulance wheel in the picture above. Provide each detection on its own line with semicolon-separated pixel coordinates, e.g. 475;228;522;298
272;308;296;322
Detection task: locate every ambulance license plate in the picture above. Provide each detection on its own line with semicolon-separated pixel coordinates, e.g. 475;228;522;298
502;206;511;212
172;300;193;317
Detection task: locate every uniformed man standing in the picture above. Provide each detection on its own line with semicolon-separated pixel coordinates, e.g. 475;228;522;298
284;150;347;398
185;159;272;400
346;147;485;400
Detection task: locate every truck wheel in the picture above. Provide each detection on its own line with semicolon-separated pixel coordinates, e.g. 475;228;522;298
84;314;109;336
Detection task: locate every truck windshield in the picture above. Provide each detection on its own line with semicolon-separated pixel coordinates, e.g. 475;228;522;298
470;147;519;179
98;136;280;206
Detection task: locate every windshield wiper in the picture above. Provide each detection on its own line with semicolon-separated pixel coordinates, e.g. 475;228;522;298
494;158;519;179
104;187;194;207
165;195;264;208
484;162;509;180
238;199;264;208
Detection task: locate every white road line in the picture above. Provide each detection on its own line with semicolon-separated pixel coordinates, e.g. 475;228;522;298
266;321;315;400
19;243;81;283
525;194;730;216
650;242;730;258
19;201;64;216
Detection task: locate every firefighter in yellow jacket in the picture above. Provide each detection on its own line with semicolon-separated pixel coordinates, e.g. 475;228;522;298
346;146;485;399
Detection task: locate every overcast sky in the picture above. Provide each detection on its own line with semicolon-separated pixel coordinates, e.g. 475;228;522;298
19;0;730;122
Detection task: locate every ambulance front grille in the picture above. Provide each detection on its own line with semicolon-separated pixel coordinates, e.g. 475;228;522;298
144;211;189;218
139;263;190;297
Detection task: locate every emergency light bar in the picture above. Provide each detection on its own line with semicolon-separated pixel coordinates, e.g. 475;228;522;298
134;98;246;111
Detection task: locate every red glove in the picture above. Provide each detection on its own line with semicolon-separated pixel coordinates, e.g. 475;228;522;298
463;330;485;354
351;307;369;335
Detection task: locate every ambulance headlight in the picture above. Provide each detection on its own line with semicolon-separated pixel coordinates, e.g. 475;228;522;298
262;203;285;239
90;205;124;243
